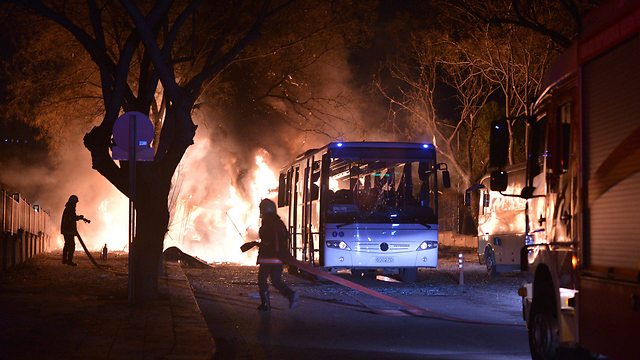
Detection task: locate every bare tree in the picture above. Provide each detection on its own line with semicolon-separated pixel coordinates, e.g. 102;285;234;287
375;0;575;185
442;24;553;164
445;0;605;50
434;1;607;167
376;32;498;189
226;0;376;141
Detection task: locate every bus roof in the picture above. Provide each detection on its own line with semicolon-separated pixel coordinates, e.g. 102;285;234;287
293;142;437;163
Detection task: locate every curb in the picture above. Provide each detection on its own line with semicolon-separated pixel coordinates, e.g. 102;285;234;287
163;261;216;360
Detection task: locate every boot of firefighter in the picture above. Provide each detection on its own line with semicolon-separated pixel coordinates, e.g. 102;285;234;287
284;288;299;309
258;290;270;311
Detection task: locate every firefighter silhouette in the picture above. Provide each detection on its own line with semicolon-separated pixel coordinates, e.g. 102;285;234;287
256;199;299;311
60;195;89;266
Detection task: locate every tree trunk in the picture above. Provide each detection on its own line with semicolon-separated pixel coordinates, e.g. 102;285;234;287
128;104;194;304
85;104;194;305
131;178;170;304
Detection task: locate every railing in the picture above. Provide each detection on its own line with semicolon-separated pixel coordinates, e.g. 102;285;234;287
1;189;52;270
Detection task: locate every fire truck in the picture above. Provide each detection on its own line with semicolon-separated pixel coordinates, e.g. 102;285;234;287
489;1;640;359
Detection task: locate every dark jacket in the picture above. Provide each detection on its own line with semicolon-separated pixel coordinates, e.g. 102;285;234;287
61;204;81;235
257;214;290;264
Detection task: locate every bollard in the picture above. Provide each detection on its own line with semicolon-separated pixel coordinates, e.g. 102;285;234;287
458;252;464;286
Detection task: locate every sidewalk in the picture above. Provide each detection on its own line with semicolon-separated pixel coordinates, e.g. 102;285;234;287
0;251;215;360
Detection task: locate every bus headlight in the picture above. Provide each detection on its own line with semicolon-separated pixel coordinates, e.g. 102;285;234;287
418;241;438;250
327;240;350;250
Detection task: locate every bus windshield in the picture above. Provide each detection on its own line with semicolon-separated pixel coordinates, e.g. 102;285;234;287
325;158;437;226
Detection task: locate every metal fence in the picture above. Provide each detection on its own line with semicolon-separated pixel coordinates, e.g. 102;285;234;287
1;190;52;270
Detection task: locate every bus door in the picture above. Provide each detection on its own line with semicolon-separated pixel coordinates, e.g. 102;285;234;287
302;158;312;264
302;156;322;266
292;165;303;262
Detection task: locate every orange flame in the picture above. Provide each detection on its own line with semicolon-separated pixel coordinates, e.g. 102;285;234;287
55;137;280;266
165;149;279;265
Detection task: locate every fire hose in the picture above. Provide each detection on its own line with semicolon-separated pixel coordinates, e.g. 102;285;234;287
76;232;126;276
241;241;523;327
75;218;127;276
286;256;523;326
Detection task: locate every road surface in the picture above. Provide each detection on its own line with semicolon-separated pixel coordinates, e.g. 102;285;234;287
184;246;530;360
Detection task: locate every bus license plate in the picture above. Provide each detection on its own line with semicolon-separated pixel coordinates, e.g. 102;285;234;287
375;257;394;263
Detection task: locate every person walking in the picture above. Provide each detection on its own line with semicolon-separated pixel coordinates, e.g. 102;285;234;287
256;199;299;311
61;195;88;266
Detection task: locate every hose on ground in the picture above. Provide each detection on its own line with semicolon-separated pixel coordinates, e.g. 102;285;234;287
76;232;127;276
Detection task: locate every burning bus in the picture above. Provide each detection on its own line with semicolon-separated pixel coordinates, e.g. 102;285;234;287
276;142;450;283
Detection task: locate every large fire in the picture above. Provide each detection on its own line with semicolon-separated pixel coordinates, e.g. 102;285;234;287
165;152;279;265
62;137;280;266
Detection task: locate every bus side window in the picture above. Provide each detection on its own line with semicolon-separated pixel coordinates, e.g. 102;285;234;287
286;170;292;205
278;170;294;207
557;101;571;173
278;173;286;207
527;116;547;185
478;191;489;216
310;165;320;201
297;166;303;203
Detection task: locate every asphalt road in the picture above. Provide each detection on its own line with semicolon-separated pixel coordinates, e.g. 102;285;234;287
184;247;530;360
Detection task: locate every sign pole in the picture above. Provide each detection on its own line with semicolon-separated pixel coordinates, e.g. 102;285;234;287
111;111;153;304
128;114;137;304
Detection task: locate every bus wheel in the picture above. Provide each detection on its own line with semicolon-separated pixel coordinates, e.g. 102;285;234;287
400;268;418;283
484;247;499;277
529;306;559;360
351;269;365;277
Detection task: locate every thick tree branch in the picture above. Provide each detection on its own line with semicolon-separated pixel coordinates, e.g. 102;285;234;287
119;0;181;99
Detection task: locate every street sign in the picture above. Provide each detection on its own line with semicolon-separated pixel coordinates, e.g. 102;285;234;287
111;111;155;161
